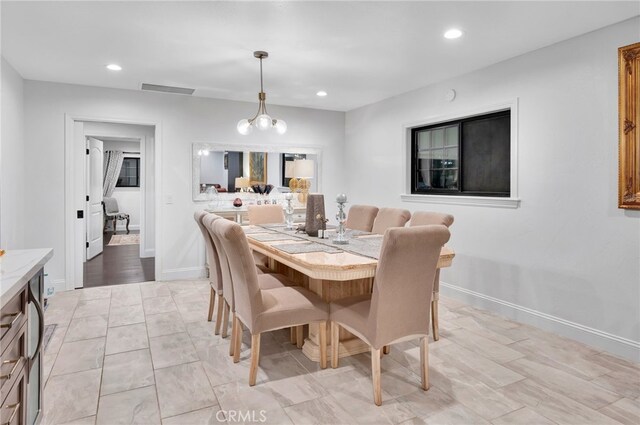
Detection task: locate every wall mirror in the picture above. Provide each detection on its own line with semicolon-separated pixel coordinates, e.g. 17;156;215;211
619;42;640;209
192;143;322;201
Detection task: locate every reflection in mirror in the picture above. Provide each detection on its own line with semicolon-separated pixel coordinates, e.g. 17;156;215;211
192;143;321;202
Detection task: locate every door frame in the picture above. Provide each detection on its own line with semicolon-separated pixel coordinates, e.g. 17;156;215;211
64;114;162;290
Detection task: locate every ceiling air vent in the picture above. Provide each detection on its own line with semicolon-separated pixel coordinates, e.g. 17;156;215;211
141;83;195;95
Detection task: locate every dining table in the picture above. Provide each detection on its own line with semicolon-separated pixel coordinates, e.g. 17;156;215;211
243;224;456;363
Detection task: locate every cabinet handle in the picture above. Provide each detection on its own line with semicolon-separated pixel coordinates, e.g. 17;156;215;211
28;285;45;363
0;358;23;381
1;403;20;425
0;313;22;329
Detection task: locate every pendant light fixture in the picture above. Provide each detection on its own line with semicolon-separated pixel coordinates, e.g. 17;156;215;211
237;51;287;135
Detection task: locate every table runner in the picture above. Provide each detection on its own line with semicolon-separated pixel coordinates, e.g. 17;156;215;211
247;233;304;242
250;225;385;260
271;242;343;255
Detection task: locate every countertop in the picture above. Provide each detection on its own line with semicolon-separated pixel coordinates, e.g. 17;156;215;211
0;249;53;305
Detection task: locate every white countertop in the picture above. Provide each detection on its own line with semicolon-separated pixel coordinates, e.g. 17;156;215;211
0;249;53;305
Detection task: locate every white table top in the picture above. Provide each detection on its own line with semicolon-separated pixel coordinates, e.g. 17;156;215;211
0;249;53;305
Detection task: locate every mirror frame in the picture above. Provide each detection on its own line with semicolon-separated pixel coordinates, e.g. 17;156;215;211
192;142;323;201
619;42;640;209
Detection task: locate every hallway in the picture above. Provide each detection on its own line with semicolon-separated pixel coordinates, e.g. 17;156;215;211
83;230;154;287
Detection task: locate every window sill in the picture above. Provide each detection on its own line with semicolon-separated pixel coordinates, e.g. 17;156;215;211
400;194;520;209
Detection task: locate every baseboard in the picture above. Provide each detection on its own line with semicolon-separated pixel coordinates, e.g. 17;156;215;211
160;266;206;281
441;281;640;363
140;248;155;258
44;279;68;297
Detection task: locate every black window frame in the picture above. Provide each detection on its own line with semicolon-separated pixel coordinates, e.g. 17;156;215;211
411;110;511;197
116;157;140;188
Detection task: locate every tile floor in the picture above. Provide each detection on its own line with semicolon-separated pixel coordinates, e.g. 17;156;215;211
42;280;640;425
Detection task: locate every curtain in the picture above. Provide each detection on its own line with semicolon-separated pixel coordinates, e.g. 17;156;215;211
103;150;124;197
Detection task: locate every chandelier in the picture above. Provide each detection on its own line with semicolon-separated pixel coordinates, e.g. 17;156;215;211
237;51;287;135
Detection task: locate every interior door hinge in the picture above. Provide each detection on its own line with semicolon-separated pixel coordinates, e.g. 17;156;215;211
86;242;89;248
86;148;89;155
86;195;90;202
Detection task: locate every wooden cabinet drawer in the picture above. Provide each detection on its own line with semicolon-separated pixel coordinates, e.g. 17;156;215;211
0;290;27;354
0;325;26;404
0;368;25;425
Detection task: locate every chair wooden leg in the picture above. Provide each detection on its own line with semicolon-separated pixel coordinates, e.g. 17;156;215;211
431;299;439;341
383;345;390;355
229;313;238;357
126;216;130;234
221;302;230;338
207;288;215;322
331;322;340;369
371;347;382;406
233;316;243;363
214;294;224;335
290;327;297;345
249;333;261;386
420;336;430;391
318;321;327;369
296;325;304;348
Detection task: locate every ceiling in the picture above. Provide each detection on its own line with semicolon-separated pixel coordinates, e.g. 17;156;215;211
2;1;638;111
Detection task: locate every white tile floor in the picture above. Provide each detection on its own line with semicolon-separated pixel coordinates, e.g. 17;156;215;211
42;280;640;425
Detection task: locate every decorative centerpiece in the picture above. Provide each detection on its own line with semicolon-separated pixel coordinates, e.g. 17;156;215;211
316;214;329;239
333;193;348;245
233;198;243;208
305;194;325;237
284;193;295;230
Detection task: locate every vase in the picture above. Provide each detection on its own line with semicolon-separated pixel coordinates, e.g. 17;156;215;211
305;194;325;237
233;198;243;207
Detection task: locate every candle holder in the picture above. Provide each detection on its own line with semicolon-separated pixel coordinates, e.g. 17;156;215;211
333;193;348;245
284;193;295;230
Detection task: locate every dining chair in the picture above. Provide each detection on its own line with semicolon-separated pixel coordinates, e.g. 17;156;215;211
409;211;454;341
207;215;294;356
247;204;285;225
330;225;450;406
371;207;412;234
194;211;224;334
246;204;286;270
215;218;329;385
345;205;379;232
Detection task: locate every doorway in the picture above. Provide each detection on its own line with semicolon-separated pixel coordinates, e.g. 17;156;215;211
65;118;160;290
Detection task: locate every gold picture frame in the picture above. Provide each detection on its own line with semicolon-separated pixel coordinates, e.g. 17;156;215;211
249;152;268;185
619;42;640;209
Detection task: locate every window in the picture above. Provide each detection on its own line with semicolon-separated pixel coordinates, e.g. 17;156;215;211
411;110;510;197
116;157;140;187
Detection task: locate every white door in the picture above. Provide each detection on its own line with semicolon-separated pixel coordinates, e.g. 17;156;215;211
86;137;104;260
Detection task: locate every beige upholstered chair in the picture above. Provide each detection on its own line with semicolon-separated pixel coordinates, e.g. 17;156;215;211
371;208;412;234
194;211;224;334
208;214;291;354
247;204;285;225
409;211;454;341
345;205;379;232
215;218;329;385
246;204;285;269
330;225;450;405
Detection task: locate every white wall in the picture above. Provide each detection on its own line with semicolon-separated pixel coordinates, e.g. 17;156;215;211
0;57;24;249
23;82;345;284
100;139;141;231
345;18;640;360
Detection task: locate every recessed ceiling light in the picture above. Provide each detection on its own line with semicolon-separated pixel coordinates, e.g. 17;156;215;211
106;64;122;71
316;91;327;97
444;29;463;39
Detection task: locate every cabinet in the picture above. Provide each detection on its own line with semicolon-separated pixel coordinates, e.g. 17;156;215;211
0;269;44;425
